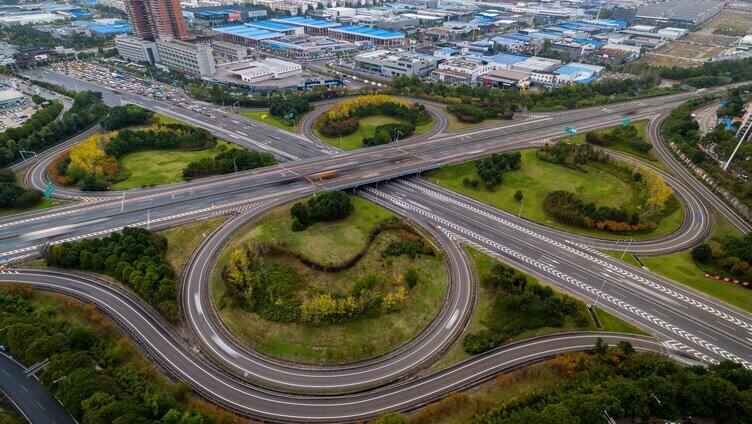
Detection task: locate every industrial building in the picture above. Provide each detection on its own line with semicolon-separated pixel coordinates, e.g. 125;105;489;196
353;50;437;78
328;25;404;46
211;40;247;63
226;58;302;84
554;62;604;84
261;36;356;60
271;16;340;36
212;24;282;46
115;34;159;65
155;38;215;77
183;6;266;28
0;11;66;25
636;0;723;26
0;89;24;109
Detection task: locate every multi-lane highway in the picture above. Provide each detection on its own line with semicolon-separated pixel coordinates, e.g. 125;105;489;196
1;65;752;422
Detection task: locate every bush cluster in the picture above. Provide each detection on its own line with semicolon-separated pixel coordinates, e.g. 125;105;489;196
182;148;275;180
381;237;434;259
585;124;652;154
467;152;522;189
44;227;179;321
446;103;513;123
0;91;107;168
362;122;415;147
0;168;43;210
0;288;229;424
462;262;588;354
544;190;656;233
537;141;610;169
290;191;353;231
693;233;752;284
223;247;412;326
100;104;154;131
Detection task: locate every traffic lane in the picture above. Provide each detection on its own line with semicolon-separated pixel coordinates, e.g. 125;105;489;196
0;352;75;424
0;273;672;422
375;183;752;368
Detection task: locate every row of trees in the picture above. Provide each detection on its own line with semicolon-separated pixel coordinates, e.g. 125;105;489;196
381;343;752;424
446;103;513;123
188;83;350;109
182;148;276;180
659;57;752;87
100;105;155;131
0;100;62;147
0;91;108;168
0;167;42;210
55;135;119;191
585;124;652;154
537;141;611;169
290;191;353;231
462;262;588;354
44;227;179;322
268;96;312;125
104;124;215;158
544;190;657;233
0;287;236;424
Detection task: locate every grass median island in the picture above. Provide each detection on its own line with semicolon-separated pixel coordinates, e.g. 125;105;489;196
426;147;683;240
314;94;435;151
211;195;448;364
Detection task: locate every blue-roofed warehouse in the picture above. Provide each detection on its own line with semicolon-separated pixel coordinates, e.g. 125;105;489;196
212;24;282;46
245;20;303;35
329;25;405;46
555;62;604;84
271;16;339;35
86;21;132;36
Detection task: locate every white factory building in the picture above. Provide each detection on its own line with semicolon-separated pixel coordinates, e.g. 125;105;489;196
228;58;302;83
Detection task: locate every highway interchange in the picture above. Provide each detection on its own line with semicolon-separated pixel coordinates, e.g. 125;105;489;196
1;65;752;422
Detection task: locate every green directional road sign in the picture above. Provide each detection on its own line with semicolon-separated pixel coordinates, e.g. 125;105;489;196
621;118;632;126
564;126;578;136
43;181;55;198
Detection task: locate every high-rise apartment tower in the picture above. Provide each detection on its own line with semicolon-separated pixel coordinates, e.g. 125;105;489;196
124;0;188;40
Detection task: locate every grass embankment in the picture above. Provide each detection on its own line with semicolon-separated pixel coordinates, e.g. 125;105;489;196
239;111;296;132
426;149;683;240
314;115;434;151
430;248;645;371
111;141;231;190
616;214;752;314
445;111;506;132
211;197;447;364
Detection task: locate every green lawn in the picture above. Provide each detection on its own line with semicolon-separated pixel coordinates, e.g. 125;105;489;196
615;214;752;314
0;197;57;217
425;149;683;240
445;110;506;132
239;111;296;132
211;196;448;364
429;248;645;372
159;216;227;274
315;115;435;150
111;141;230;190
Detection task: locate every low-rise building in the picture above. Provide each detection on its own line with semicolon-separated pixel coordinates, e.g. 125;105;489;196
155;39;216;77
432;58;495;84
0;89;24;109
353;50;437;78
211;41;247;63
478;68;530;88
554;62;604;84
227;58;302;83
115;34;159;65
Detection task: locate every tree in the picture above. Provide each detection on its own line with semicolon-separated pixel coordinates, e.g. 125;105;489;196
514;190;523;202
594;337;608;356
691;243;712;263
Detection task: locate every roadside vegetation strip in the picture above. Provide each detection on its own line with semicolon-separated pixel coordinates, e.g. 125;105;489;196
429;248;645;372
240;111;297;132
426;146;683;241
0;287;236;424
211;195;448;364
313;94;435;150
378;342;752;424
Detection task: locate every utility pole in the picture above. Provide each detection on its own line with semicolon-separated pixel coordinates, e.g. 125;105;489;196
517;197;524;217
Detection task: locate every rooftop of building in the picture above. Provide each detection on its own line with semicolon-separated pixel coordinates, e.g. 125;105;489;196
213;24;282;41
330;24;404;39
0;89;24;102
272;16;340;29
555;62;604;75
246;20;299;32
